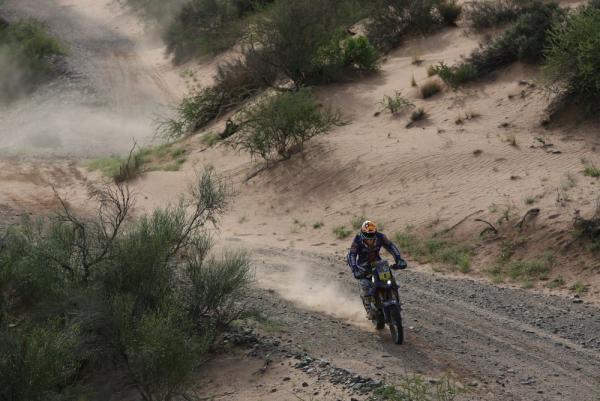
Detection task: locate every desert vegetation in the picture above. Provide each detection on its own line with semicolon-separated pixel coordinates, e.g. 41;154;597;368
431;0;564;87
395;229;472;273
0;170;252;401
543;5;600;112
232;89;344;163
366;0;462;51
0;17;64;102
379;91;414;115
87;144;188;181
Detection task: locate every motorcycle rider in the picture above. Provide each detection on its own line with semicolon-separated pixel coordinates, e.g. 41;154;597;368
347;220;407;319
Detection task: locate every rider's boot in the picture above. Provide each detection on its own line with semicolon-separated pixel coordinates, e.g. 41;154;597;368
361;295;376;320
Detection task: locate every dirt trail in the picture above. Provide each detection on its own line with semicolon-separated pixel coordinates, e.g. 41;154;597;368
1;0;182;157
238;243;600;401
0;0;185;218
2;1;600;400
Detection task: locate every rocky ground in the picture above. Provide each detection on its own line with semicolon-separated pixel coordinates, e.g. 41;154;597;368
230;244;600;401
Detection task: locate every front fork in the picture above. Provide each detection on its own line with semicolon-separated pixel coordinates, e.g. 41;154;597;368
381;289;402;323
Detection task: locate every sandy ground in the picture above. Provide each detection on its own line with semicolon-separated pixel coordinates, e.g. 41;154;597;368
2;0;600;399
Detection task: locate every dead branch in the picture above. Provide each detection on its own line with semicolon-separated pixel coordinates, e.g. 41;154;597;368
440;209;484;234
515;208;540;230
475;218;498;236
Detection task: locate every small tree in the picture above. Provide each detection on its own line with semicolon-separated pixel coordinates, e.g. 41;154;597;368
234;89;344;162
248;0;348;88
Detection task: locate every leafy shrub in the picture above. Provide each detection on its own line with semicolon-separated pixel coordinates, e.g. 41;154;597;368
430;62;479;87
379;91;413;115
367;0;458;51
0;323;79;401
434;1;563;87
0;170;250;401
159;87;227;138
164;0;274;62
233;89;344;162
465;0;526;29
543;7;600;111
249;0;355;87
420;80;443;98
0;19;64;101
437;0;463;25
343;36;380;71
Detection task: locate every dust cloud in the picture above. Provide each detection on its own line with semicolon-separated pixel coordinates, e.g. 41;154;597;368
257;261;368;325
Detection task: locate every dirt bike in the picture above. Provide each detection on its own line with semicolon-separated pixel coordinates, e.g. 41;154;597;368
360;260;404;344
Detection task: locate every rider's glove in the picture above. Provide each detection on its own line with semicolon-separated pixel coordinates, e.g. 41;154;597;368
395;259;408;269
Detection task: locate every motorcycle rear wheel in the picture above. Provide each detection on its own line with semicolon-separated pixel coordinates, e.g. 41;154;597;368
389;307;404;344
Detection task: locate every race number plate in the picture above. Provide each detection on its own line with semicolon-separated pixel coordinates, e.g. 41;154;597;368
378;271;392;281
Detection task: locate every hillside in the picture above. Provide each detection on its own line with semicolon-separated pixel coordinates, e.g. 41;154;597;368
1;0;600;400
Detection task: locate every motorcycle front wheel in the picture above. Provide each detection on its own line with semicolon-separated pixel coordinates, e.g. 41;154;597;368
389;306;404;344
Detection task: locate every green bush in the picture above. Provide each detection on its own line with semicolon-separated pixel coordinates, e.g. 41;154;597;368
233;89;344;162
465;0;526;29
379;91;413;115
249;0;351;87
437;0;462;25
543;7;600;110
434;1;563;87
0;19;64;101
430;62;479;88
343;36;380;70
0;170;251;401
164;0;274;62
159;87;226;138
0;323;79;401
367;0;457;51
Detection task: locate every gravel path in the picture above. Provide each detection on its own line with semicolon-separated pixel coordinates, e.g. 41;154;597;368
244;245;600;401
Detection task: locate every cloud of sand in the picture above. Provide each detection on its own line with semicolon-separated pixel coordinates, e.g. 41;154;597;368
0;102;159;157
257;261;368;325
0;44;29;103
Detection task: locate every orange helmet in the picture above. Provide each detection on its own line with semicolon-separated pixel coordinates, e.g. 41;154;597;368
360;220;377;240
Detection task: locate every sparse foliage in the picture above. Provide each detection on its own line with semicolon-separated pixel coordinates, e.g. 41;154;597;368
0;170;251;401
233;89;344;163
379;91;414;115
434;1;564;87
543;7;600;112
333;225;352;239
367;0;461;51
465;0;527;30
